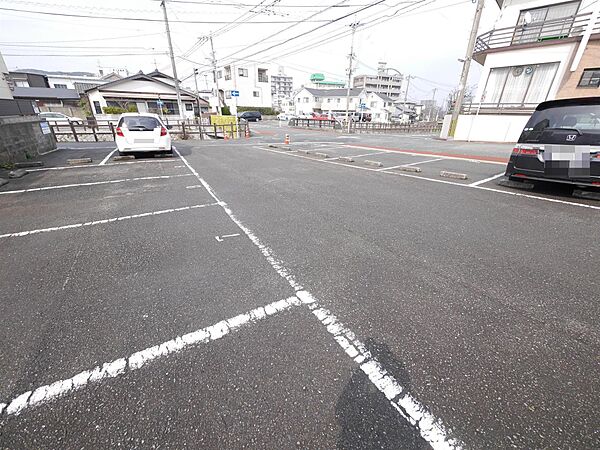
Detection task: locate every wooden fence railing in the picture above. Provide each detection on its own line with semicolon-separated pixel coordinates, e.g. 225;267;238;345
47;119;250;142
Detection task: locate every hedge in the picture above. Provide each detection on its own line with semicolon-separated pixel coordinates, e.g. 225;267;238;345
236;106;278;115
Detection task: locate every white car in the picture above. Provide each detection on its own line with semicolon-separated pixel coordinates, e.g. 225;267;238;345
277;113;296;121
115;113;173;155
39;111;83;124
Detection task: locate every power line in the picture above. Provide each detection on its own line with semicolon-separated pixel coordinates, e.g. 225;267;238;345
2;52;168;57
0;32;165;45
0;6;334;23
151;0;381;6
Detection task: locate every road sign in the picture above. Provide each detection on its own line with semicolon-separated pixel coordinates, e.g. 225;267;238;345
231;90;240;97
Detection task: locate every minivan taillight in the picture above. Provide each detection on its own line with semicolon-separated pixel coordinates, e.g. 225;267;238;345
519;148;538;155
160;127;167;136
512;147;520;155
116;127;124;137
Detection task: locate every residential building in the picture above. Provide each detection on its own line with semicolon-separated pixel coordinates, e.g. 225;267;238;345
393;100;424;123
353;62;403;100
421;99;439;121
306;73;346;89
271;68;293;110
214;62;273;113
86;71;207;120
365;92;396;123
293;87;366;116
447;0;600;142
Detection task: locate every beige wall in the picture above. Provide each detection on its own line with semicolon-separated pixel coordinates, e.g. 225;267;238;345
556;39;600;99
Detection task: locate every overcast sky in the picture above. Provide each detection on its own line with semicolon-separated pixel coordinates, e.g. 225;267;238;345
0;0;501;105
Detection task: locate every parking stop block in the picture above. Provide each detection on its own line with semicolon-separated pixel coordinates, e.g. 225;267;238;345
14;161;43;168
67;158;93;165
392;166;422;173
314;152;329;158
8;169;27;178
440;170;468;180
497;177;534;190
573;189;600;201
113;155;135;161
339;156;354;163
0;178;8;187
364;160;383;168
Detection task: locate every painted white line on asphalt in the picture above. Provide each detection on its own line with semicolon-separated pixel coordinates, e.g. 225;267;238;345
468;172;505;187
0;174;192;195
376;158;444;171
343;144;507;166
256;145;600;211
214;233;240;242
327;150;390;161
0;202;218;239
298;291;461;450
185;184;204;189
0;296;305;417
27;159;180;172
173;148;460;448
98;148;117;166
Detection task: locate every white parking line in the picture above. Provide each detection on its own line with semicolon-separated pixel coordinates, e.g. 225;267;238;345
27;159;179;172
468;172;505;187
0;202;218;239
174;148;460;448
376;158;444;171
0;295;306;417
327;150;389;161
98;148;117;166
0;174;192;195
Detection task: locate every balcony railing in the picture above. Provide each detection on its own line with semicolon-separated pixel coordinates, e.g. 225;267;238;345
460;102;539;115
474;12;594;55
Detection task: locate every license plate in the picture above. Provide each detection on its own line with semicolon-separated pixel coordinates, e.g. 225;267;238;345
134;139;154;144
544;145;590;178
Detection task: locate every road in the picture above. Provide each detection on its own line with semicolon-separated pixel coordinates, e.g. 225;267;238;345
0;122;599;449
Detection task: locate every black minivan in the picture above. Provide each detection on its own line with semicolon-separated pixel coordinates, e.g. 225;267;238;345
505;97;600;187
238;111;262;122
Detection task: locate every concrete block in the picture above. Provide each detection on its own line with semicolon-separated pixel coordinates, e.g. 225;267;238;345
113;155;135;161
0;178;8;187
14;161;43;168
298;149;311;155
393;166;422;173
8;169;27;178
67;158;92;165
339;156;354;162
440;170;468;180
573;189;600;201
364;160;383;168
314;152;329;158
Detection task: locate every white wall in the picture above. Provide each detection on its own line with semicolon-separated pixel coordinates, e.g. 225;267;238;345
453;114;531;142
0;53;14;100
217;62;274;111
47;75;106;89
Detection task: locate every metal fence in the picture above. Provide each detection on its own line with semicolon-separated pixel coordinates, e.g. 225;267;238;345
290;118;441;134
460;102;538;115
48;119;250;142
290;118;338;129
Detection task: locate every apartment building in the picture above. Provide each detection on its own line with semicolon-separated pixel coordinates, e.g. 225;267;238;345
271;69;293;110
215;63;273;112
448;0;600;142
353;62;403;100
293;87;366;116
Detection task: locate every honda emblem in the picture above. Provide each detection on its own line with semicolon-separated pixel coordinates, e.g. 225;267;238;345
566;134;577;141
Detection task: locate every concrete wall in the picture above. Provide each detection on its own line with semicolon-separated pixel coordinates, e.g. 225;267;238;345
0;116;56;164
453;114;530;142
556;39;600;98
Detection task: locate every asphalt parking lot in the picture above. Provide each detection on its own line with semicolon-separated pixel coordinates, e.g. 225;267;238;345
1;123;599;449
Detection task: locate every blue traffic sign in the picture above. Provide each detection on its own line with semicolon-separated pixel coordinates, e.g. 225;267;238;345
156;99;164;105
231;90;240;97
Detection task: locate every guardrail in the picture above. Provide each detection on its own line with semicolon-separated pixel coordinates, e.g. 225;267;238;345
47;119;250;142
460;102;538;115
474;12;593;54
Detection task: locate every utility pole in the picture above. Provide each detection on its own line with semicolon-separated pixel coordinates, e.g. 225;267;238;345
160;0;184;121
345;22;360;133
449;0;485;137
209;34;222;115
193;68;205;139
402;75;412;123
429;88;437;122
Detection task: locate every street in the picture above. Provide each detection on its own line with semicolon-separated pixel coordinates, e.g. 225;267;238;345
1;123;599;449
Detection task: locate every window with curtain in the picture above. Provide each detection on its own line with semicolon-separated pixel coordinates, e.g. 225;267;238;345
513;1;579;44
482;62;559;106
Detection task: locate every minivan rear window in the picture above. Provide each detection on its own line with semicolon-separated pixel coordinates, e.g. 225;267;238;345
118;116;161;131
520;104;600;143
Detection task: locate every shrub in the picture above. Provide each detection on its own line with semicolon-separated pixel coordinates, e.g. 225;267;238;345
237;106;277;116
221;106;231;116
102;106;126;114
127;104;138;112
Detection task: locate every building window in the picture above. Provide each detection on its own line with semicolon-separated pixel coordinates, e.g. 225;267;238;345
578;68;600;87
370;101;377;107
93;101;102;114
239;68;248;77
253;91;260;97
514;1;580;44
225;90;232;99
314;96;321;101
216;70;222;79
336;98;341;104
482;62;559;106
297;98;301;103
258;68;268;83
185;103;193;111
53;83;67;89
303;97;309;103
15;80;29;87
327;98;332;103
